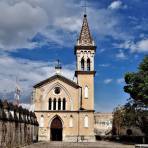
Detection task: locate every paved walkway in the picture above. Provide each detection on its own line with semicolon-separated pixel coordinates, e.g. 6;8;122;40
24;141;135;148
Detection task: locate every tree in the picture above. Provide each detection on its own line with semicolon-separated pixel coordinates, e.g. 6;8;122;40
112;102;148;137
112;106;125;135
123;56;148;137
123;101;148;136
124;56;148;106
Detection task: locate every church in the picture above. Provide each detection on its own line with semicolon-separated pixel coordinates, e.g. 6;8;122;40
33;14;96;142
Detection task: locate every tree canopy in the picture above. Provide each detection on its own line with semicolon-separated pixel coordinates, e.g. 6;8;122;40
124;56;148;106
113;56;148;137
113;103;148;136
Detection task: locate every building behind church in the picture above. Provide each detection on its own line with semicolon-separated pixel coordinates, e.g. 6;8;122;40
33;14;96;142
94;113;113;136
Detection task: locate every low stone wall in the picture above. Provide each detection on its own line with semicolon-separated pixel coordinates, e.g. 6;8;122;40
0;99;39;148
135;144;148;148
64;135;96;142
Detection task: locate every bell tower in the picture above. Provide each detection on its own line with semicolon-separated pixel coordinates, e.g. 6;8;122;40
75;14;96;111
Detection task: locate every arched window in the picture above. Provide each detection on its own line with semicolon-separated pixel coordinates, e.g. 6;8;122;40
81;58;84;71
53;98;56;110
84;115;88;127
84;86;88;98
48;98;52;110
58;98;61;110
69;115;73;127
40;115;44;127
87;58;90;71
63;98;66;110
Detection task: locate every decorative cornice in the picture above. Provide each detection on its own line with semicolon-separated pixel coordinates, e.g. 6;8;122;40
35;110;95;113
33;74;80;89
74;45;96;54
75;71;96;77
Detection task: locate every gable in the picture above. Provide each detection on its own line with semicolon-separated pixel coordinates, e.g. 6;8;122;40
33;74;80;89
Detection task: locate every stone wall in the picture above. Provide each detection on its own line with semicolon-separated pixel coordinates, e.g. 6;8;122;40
94;113;113;136
0;99;39;148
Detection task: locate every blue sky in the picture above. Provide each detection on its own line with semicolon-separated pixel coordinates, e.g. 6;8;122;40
0;0;147;112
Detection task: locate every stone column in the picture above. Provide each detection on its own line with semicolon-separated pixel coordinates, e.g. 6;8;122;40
91;55;94;71
70;99;73;111
77;55;81;70
51;101;53;110
84;53;87;71
84;60;87;71
61;101;63;110
65;101;67;110
56;100;58;110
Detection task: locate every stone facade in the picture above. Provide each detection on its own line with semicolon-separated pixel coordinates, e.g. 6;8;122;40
33;15;96;142
33;77;95;142
0;99;39;148
35;111;95;142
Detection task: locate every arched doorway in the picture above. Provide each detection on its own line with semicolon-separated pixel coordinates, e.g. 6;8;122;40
50;116;63;141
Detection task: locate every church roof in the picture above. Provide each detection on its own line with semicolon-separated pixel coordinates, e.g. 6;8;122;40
33;74;80;89
77;14;94;46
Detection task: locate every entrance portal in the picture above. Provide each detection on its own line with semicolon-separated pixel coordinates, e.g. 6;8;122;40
50;116;63;141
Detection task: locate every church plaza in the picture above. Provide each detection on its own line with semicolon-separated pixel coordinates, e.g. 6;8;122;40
24;141;134;148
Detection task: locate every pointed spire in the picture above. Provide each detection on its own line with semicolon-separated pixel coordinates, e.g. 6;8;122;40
77;15;94;46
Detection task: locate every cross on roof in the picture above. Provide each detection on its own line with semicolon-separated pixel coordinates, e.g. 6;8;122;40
56;59;62;68
81;0;88;15
57;59;60;66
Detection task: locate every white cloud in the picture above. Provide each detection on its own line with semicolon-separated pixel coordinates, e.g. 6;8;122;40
89;8;131;42
99;64;110;67
108;1;126;10
114;39;148;53
114;40;132;49
0;0;131;51
131;39;148;52
104;79;113;84
0;0;83;50
97;48;105;54
0;54;74;103
103;78;124;85
116;50;127;59
54;17;81;32
116;78;124;84
0;1;48;50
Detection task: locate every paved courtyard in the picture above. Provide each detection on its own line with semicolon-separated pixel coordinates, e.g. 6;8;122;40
24;141;135;148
